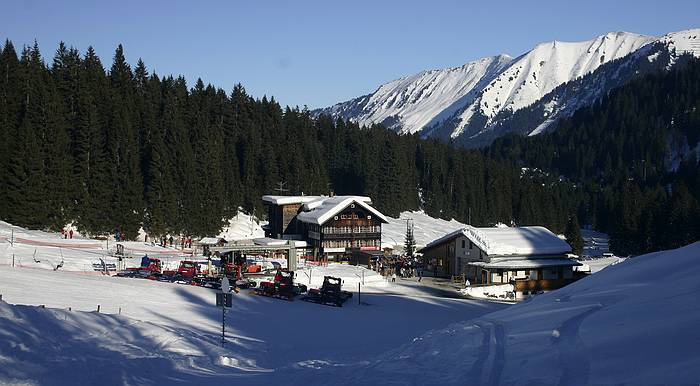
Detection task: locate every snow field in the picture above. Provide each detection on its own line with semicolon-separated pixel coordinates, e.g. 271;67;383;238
0;262;504;385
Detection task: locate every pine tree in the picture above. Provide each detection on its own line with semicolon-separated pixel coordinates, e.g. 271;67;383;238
404;219;416;258
565;214;584;256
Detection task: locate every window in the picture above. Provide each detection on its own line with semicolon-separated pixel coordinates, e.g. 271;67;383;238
340;214;347;219
461;240;465;249
367;215;372;220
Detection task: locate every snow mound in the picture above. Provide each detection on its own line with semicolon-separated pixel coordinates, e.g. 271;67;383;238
218;211;265;241
300;241;700;385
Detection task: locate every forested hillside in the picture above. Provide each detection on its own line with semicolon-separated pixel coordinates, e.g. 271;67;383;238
486;56;700;254
0;40;579;239
2;40;697;256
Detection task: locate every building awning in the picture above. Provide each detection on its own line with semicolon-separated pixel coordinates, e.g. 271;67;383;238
468;258;582;270
253;238;307;248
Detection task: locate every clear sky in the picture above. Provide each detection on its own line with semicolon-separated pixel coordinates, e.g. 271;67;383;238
4;0;699;108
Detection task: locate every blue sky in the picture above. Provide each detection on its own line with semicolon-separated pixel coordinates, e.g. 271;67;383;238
4;0;699;108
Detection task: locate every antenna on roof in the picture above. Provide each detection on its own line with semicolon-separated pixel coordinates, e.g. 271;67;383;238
275;181;289;194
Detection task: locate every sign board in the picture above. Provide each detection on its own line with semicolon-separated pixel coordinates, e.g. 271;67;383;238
221;277;230;293
216;292;232;308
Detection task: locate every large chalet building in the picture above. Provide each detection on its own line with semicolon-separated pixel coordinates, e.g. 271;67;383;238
262;195;388;260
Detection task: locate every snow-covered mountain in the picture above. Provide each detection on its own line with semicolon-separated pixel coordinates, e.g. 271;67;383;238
317;28;700;147
321;55;512;135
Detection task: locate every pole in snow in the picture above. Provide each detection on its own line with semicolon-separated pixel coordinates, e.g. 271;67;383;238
217;277;233;347
358;282;361;305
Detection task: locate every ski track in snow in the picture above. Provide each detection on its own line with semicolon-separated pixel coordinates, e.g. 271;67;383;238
554;304;601;386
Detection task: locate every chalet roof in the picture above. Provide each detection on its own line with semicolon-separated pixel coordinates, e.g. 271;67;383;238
262;195;322;205
469;258;581;269
422;226;571;256
296;196;388;225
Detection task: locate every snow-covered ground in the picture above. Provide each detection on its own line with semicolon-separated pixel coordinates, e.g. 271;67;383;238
3;219;697;384
0;263;503;385
299;242;700;386
0;220;194;273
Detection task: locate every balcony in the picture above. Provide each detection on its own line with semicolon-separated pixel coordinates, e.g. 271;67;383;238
321;232;381;239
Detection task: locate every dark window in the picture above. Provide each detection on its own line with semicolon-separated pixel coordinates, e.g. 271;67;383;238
461;240;466;249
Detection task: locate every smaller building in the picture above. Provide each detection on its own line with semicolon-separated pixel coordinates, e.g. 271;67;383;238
420;225;581;298
262;195;322;239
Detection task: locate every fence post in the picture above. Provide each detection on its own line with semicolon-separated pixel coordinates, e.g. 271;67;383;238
118;307;121;315
97;305;100;313
358;282;361;305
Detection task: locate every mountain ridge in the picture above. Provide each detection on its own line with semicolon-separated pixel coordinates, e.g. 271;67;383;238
315;28;700;147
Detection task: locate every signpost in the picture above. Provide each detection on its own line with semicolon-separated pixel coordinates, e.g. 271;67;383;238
216;277;233;346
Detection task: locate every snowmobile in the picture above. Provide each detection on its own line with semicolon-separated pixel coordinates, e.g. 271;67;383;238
254;269;307;300
302;276;353;307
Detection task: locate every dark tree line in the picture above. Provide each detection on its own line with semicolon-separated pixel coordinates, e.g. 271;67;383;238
486;56;700;255
0;40;582;241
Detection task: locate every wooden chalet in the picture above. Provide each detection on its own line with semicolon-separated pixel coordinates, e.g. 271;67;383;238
262;195;388;261
420;226;581;296
262;195;321;239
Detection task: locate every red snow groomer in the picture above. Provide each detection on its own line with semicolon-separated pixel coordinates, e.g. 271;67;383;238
118;256;162;279
176;260;199;278
254;269;307;300
302;276;353;307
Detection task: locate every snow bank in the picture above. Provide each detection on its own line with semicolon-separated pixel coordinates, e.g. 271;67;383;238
218;211;265;241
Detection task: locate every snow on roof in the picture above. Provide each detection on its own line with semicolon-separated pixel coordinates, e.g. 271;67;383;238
423;226;572;256
296;196;387;225
198;237;227;245
252;238;308;248
469;258;581;269
261;195;322;205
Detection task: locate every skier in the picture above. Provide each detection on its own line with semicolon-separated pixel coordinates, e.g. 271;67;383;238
69;229;73;239
391;272;397;283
